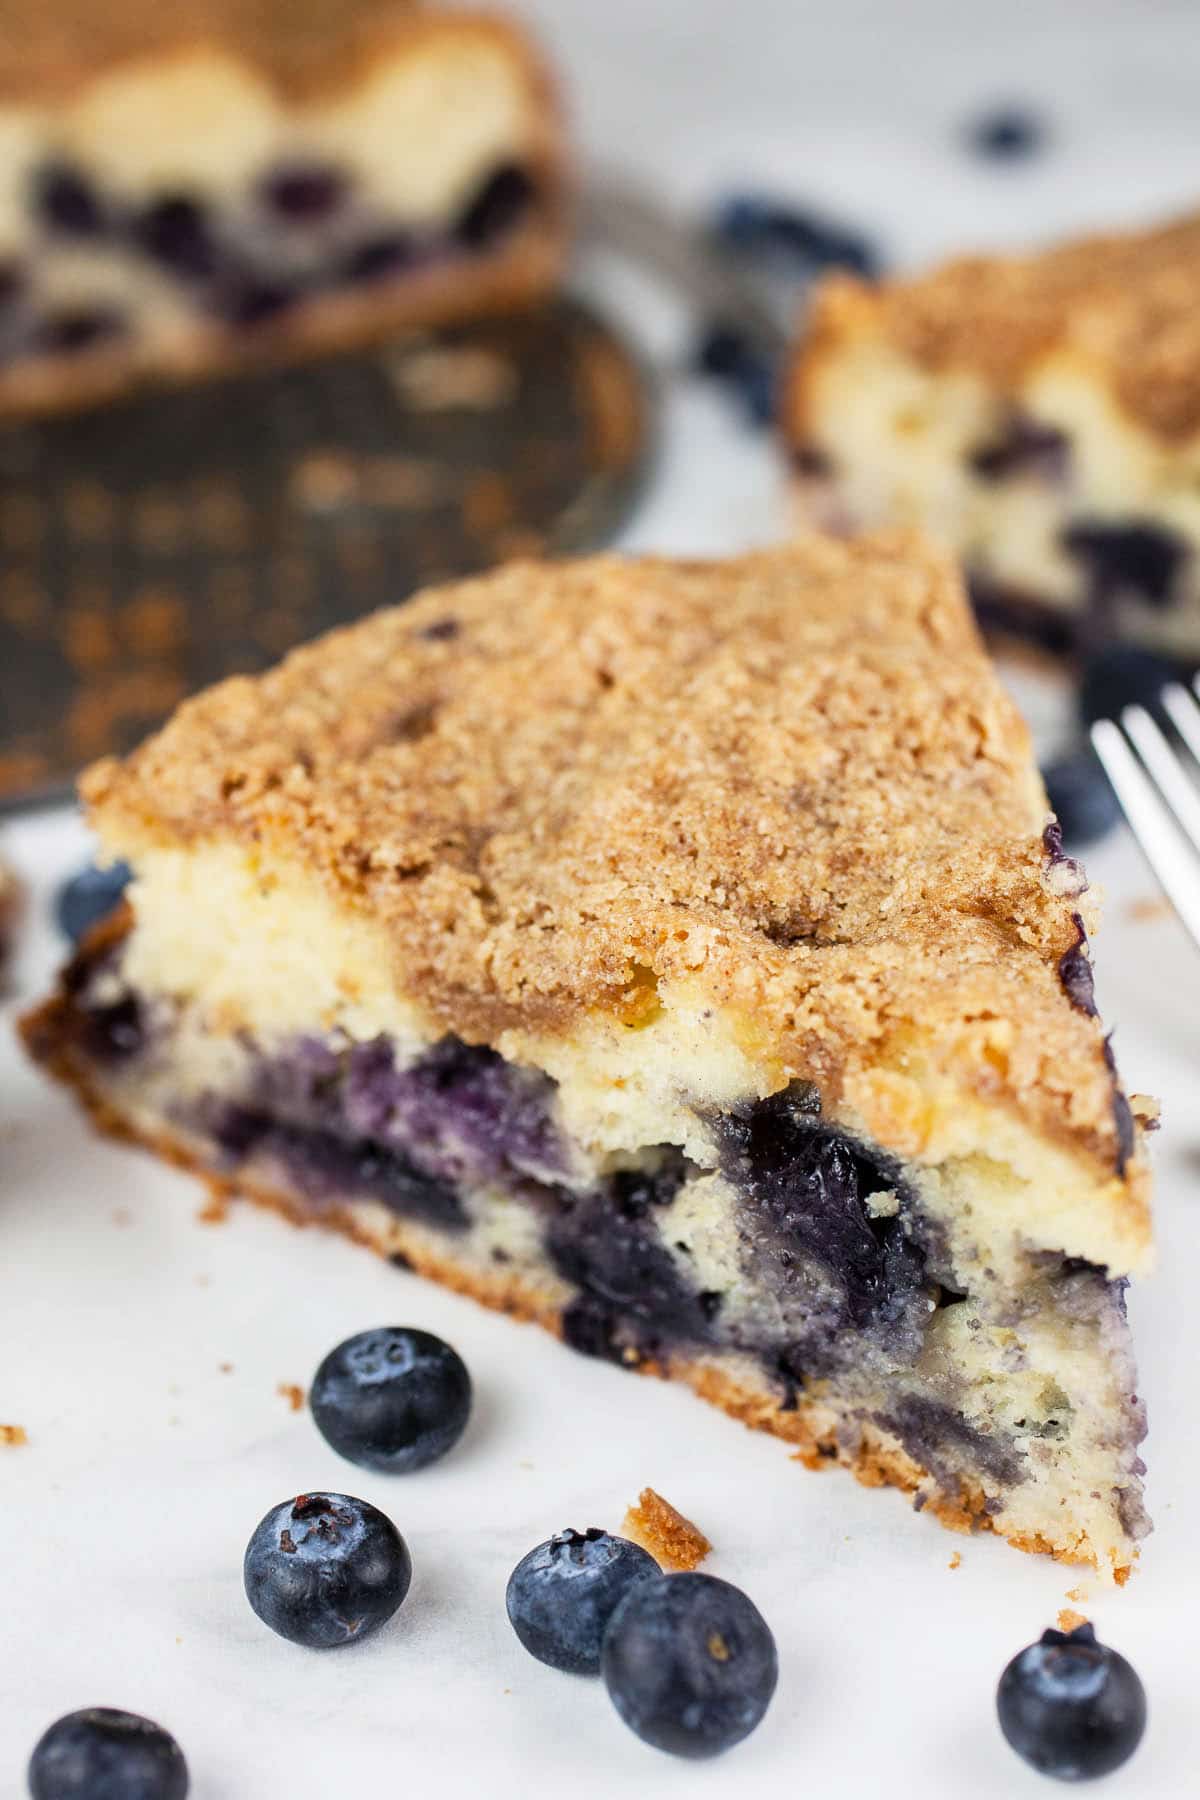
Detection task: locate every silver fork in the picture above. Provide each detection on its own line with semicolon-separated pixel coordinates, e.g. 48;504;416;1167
1091;680;1200;947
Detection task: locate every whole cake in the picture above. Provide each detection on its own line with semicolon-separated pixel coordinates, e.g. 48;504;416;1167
784;211;1200;660
23;534;1153;1578
0;0;565;413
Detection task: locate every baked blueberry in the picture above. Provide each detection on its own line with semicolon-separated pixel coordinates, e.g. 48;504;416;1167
33;162;105;236
456;163;535;250
36;309;124;354
996;1622;1147;1781
1078;643;1177;731
505;1528;659;1674
28;1707;188;1800
55;860;132;942
260;163;348;222
221;280;295;327
133;197;218;280
1042;749;1121;848
1064;521;1186;609
243;1491;411;1648
602;1572;778;1758
310;1326;472;1473
966;106;1047;160
343;232;420;283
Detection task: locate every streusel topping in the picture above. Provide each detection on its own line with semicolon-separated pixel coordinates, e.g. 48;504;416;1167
804;212;1200;442
83;533;1138;1184
0;1;519;103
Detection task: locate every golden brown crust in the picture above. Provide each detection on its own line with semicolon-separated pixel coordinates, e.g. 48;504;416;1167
787;212;1200;444
0;223;566;419
621;1488;711;1572
0;4;547;107
82;536;1144;1192
14;982;1134;1580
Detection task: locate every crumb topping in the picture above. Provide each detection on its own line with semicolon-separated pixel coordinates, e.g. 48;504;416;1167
621;1487;711;1572
801;212;1200;442
0;2;538;104
84;534;1143;1185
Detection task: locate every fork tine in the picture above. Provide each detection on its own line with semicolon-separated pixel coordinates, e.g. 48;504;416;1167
1120;703;1200;853
1090;718;1200;950
1162;681;1200;763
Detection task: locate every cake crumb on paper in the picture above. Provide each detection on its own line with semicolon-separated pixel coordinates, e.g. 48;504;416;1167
0;1424;28;1446
1126;895;1173;924
277;1383;305;1413
622;1488;711;1572
218;1362;234;1375
1065;1585;1089;1603
197;1192;229;1225
1058;1608;1089;1633
948;1551;962;1570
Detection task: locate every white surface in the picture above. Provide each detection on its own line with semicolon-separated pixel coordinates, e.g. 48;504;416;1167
4;2;1200;1793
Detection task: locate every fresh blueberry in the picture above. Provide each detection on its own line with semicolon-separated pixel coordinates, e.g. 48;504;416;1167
310;1326;472;1473
243;1491;411;1648
1078;643;1178;731
506;1529;660;1674
691;323;777;426
55;860;132;943
33;162;105;235
965;106;1047;160
1042;748;1121;848
28;1707;188;1800
602;1572;778;1758
712;192;880;278
996;1622;1147;1781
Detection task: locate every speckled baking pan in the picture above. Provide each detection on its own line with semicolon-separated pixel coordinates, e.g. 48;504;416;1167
0;296;650;805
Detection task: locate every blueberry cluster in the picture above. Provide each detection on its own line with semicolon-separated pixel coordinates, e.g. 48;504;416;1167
506;1532;778;1758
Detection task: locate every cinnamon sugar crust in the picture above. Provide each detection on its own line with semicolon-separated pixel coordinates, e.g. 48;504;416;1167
791;212;1200;445
0;3;545;106
82;534;1146;1203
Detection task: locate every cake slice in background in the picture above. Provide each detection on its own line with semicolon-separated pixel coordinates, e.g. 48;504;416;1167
23;534;1152;1579
783;212;1200;660
0;0;566;414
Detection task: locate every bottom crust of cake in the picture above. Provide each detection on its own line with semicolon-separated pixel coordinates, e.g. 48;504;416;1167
20;978;1135;1582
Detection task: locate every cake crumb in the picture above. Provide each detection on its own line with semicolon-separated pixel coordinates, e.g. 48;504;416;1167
197;1192;229;1225
0;1424;28;1446
621;1488;711;1572
1058;1608;1089;1633
947;1551;962;1570
218;1361;234;1375
277;1382;305;1412
111;1206;133;1226
1065;1585;1089;1603
1126;895;1173;924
